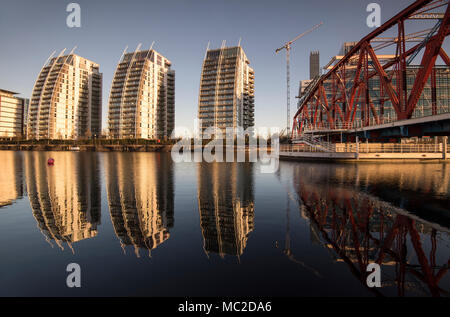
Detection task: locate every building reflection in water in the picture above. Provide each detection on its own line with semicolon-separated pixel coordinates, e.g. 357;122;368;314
105;153;174;257
197;162;255;259
292;163;450;297
25;152;101;252
0;151;24;208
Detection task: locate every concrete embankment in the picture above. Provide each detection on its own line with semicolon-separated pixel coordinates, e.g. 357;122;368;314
0;144;174;152
280;142;449;162
280;151;449;162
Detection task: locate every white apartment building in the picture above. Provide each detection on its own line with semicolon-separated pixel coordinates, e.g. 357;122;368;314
198;46;254;135
107;49;175;139
27;52;102;140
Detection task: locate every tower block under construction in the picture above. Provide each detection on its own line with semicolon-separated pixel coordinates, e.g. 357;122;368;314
107;48;175;140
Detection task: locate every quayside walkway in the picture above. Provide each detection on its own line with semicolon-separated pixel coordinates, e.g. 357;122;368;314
280;140;449;161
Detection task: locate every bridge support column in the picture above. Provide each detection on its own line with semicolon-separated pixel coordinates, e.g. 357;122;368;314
443;136;448;160
355;136;360;160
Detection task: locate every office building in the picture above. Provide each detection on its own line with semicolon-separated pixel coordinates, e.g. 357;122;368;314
107;49;175;139
299;80;313;98
27;52;102;140
198;46;254;135
0;89;28;138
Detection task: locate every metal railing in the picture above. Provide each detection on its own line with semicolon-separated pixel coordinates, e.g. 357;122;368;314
292;134;335;152
281;144;333;153
300;109;450;134
339;143;443;153
301;117;397;133
281;143;449;154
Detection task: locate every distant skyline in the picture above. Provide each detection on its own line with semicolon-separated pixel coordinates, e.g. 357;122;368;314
0;0;444;133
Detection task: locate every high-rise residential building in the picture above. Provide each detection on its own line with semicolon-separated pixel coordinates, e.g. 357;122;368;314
107;49;175;139
309;51;320;79
198;46;254;135
0;89;28;138
27;52;102;140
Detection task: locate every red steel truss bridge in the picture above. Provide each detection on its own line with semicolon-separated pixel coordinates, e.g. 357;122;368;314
292;0;450;141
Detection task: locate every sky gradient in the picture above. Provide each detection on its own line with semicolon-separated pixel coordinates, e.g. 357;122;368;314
0;0;439;132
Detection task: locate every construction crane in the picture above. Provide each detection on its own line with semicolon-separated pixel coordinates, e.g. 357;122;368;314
276;22;323;136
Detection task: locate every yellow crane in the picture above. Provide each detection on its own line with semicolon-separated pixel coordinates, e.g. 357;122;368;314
276;22;323;136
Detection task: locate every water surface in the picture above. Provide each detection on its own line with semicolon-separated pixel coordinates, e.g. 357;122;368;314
0;151;449;297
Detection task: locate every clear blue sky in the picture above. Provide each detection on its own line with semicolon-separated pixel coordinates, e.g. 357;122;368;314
0;0;439;132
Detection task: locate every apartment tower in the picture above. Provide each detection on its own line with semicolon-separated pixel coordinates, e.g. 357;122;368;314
107;48;175;139
27;51;102;139
198;46;254;135
0;89;29;138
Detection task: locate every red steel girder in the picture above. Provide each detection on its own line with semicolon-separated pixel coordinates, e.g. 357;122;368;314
366;44;401;114
294;0;436;119
345;49;365;123
406;4;450;118
293;0;449;136
440;48;450;65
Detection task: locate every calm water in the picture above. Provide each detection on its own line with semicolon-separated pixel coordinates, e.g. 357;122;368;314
0;150;449;297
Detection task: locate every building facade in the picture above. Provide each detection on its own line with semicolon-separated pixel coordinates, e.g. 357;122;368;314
299;80;313;98
309;51;320;79
198;46;254;135
0;89;28;138
339;41;358;56
27;52;102;140
107;49;175;139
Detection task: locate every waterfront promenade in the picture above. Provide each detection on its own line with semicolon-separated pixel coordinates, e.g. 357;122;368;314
281;141;450;162
0;143;173;152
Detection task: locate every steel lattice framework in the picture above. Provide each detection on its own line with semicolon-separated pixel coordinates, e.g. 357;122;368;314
292;0;450;139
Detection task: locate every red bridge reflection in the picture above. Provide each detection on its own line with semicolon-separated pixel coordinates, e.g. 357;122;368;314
292;164;450;296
